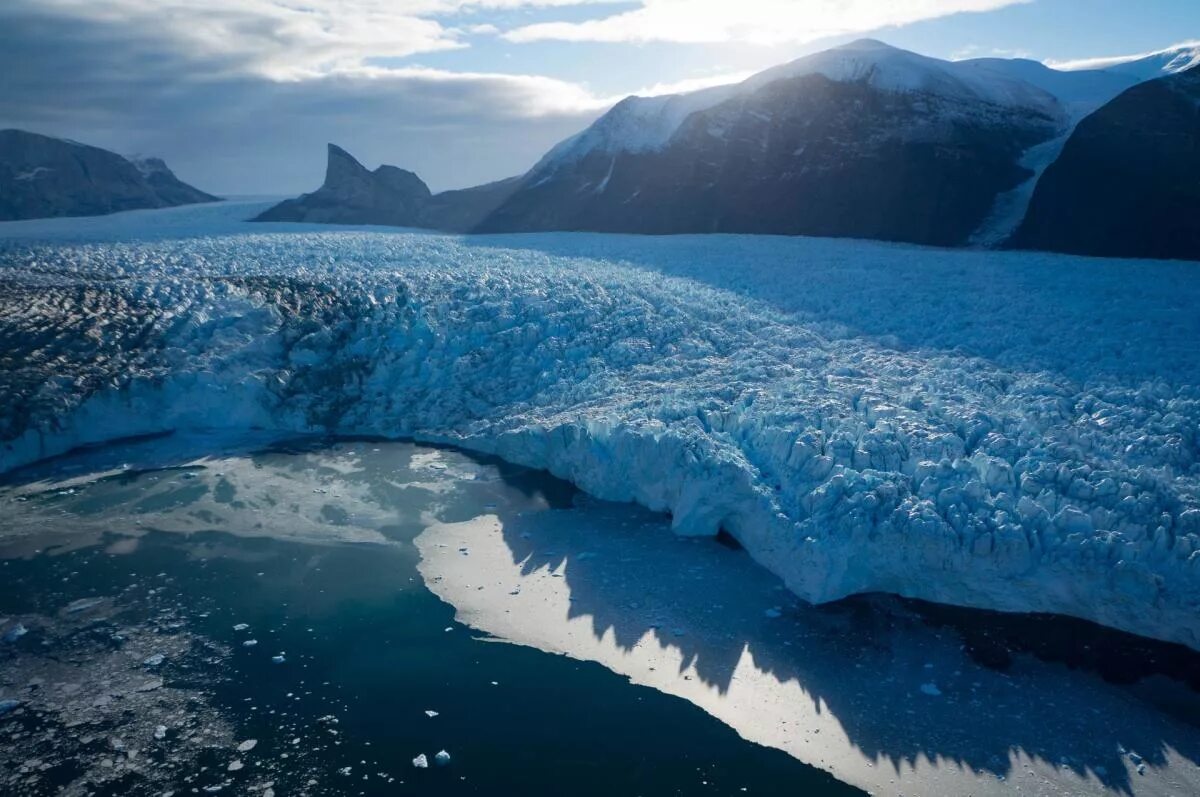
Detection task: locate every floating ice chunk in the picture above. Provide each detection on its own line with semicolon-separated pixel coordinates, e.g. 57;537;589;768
1;622;27;643
271;654;286;664
143;653;165;668
228;760;244;771
154;725;168;740
0;699;21;715
764;608;782;619
412;754;428;769
424;710;439;718
919;683;942;697
66;597;104;613
233;623;249;631
435;750;451;766
243;639;258;647
236;739;257;752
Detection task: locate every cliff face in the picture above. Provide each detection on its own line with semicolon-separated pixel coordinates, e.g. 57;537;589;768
254;144;433;227
0;130;218;221
1011;67;1200;261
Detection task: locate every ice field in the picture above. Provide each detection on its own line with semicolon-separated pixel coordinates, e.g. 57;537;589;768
1;200;1198;649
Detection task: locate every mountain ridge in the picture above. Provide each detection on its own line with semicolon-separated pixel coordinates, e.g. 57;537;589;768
253;38;1200;258
0;129;219;221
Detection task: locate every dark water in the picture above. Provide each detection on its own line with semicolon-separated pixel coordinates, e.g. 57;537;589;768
5;435;1199;797
0;436;862;797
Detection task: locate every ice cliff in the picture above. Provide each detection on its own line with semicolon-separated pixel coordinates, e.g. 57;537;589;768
1;203;1198;650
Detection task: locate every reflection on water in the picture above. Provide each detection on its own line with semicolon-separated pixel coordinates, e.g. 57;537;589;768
418;499;1200;797
0;435;858;796
5;434;1200;796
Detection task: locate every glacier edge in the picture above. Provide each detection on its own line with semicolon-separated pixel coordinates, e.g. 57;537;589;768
1;213;1198;651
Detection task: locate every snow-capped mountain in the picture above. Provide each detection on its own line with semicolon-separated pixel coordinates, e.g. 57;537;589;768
1011;64;1200;260
955;57;1138;118
1064;41;1200;82
0;130;218;221
536;38;1071;170
256;38;1195;256
476;39;1070;245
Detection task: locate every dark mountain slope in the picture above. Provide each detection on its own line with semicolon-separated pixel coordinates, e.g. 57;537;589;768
1010;67;1200;260
476;70;1063;246
0;129;218;221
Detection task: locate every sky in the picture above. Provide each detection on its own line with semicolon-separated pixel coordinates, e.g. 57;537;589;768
0;0;1196;195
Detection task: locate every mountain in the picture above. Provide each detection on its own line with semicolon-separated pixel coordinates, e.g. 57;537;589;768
128;156;218;207
0;129;218;221
474;39;1069;245
1010;66;1200;261
955;57;1137;117
255;39;1192;253
255;144;518;232
1073;42;1200;82
255;144;432;227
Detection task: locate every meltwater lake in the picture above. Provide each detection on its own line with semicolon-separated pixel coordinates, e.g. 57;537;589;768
1;434;1198;797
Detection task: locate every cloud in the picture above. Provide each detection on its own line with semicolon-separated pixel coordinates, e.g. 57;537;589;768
632;71;757;97
949;44;1033;61
0;0;1042;196
13;0;607;80
0;1;610;194
502;0;1031;46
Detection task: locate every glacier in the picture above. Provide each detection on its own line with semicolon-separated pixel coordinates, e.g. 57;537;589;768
1;201;1198;650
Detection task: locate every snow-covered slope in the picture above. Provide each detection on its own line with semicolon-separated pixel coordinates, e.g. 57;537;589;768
2;203;1199;652
958;58;1139;246
537;39;1067;174
957;57;1137;118
1062;42;1200;81
745;38;1062;111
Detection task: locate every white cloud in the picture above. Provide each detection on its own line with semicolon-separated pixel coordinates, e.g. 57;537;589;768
949;44;1033;61
463;23;502;36
503;0;1031;46
632;70;757;97
334;65;615;116
19;0;603;80
0;0;614;192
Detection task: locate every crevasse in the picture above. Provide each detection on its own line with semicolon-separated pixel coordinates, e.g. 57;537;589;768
1;210;1198;650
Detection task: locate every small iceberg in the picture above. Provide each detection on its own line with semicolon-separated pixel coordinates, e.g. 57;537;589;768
1;622;27;643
